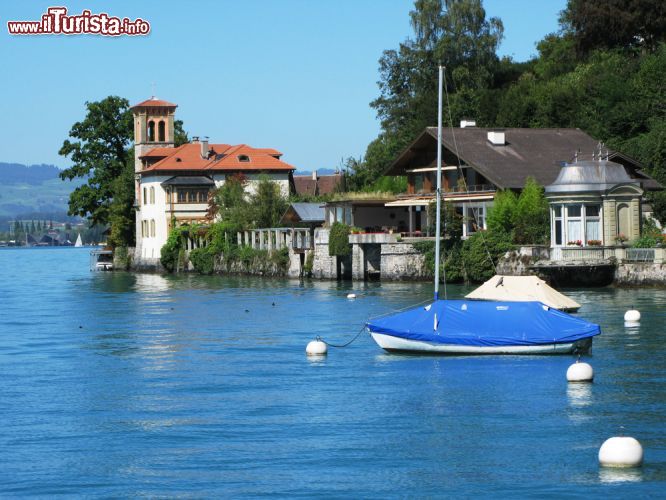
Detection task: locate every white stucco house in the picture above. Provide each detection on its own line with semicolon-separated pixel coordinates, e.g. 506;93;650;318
131;97;295;264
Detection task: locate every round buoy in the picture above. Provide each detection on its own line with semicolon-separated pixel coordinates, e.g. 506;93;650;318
567;360;594;382
306;339;328;356
624;309;641;323
347;293;356;299
599;437;643;468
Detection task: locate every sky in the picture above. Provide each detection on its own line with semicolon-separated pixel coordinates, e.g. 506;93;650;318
0;0;567;172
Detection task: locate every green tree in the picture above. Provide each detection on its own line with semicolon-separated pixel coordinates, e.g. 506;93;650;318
251;176;288;228
513;177;549;245
107;153;136;248
209;173;251;230
59;96;133;226
561;0;666;56
486;189;517;237
351;0;503;189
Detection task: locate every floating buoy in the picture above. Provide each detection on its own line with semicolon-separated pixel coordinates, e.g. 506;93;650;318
567;359;594;382
624;309;641;323
306;339;328;356
347;293;357;299
599;437;643;468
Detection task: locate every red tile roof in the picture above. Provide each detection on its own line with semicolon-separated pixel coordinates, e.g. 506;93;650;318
131;97;178;109
139;147;176;158
140;143;295;173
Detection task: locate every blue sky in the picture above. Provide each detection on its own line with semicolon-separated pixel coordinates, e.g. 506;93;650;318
0;0;566;171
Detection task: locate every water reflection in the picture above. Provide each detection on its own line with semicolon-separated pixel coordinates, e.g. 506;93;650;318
567;383;593;408
598;467;643;484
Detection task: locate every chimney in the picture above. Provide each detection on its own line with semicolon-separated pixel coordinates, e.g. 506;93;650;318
460;119;476;128
201;136;209;159
311;169;317;180
487;130;506;146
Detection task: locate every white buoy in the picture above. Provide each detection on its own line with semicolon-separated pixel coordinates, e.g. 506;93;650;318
347;293;356;299
306;339;328;356
567;359;594;382
624;309;641;323
599;437;643;468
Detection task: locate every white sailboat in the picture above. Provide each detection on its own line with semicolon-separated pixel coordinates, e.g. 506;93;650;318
365;66;600;355
75;233;83;247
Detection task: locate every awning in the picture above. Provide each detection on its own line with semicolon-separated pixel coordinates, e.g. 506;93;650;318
385;193;495;207
161;176;215;186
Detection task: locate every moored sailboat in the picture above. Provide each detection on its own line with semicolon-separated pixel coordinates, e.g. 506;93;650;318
366;66;601;354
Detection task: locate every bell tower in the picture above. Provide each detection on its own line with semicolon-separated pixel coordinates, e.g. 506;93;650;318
130;96;177;203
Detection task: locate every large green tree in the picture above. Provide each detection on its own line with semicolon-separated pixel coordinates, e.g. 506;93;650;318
59;96;132;228
351;0;503;188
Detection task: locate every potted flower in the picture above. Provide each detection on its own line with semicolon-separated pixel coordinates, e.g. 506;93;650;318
615;234;628;246
587;240;602;246
567;240;583;247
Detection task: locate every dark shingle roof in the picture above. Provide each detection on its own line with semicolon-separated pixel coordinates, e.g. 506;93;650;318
293;173;344;196
386;127;661;191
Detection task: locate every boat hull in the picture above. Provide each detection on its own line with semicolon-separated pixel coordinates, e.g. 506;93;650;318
369;331;592;355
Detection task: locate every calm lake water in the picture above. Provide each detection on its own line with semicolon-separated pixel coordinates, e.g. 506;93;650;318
1;247;665;497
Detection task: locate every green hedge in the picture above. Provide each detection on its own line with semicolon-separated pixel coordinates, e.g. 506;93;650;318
329;222;351;256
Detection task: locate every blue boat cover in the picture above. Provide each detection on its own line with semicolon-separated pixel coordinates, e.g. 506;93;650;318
366;300;600;347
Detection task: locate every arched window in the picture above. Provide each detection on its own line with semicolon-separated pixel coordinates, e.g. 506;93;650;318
150;187;155;204
150;220;156;237
158;121;165;142
147;120;155;142
617;203;630;238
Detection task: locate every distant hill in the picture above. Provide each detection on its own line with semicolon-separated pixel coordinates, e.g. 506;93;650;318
294;168;340;176
0;162;85;225
0;162;63;185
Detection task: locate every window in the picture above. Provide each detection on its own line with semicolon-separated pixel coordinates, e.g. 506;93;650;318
238;155;250;162
585;204;601;243
143;187;147;205
150;187;155;204
414;174;424;193
158;121;165;142
147;120;155;142
176;188;209;203
141;220;145;237
150;220;156;237
466;205;485;234
566;205;582;243
553;205;563;246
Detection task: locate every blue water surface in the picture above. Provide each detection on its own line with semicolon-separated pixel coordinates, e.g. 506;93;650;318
0;247;665;497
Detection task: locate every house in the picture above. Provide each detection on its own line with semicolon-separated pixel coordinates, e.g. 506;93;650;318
293;170;344;197
131;96;298;263
384;124;660;238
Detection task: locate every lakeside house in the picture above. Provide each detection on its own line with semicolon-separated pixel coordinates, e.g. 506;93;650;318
382;123;661;239
293;170;344;197
131;97;298;265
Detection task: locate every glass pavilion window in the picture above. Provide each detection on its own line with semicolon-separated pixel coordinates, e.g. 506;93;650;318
552;203;603;247
585;205;601;243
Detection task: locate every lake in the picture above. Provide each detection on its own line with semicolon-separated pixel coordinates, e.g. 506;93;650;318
0;247;665;496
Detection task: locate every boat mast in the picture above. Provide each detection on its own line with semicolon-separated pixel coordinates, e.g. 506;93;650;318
434;65;443;301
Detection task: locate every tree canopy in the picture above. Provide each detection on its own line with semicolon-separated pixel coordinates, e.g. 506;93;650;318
348;0;666;223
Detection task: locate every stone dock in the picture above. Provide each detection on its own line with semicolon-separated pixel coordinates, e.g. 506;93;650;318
125;228;666;286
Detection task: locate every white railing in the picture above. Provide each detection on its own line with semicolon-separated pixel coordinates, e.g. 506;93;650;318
550;246;664;263
625;248;655;262
238;228;312;251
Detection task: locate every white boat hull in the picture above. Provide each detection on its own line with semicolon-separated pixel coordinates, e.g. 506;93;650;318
369;331;592;355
